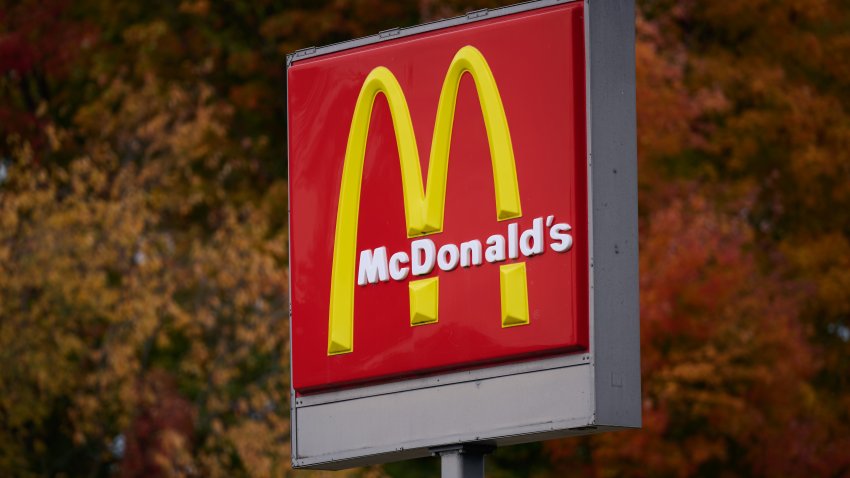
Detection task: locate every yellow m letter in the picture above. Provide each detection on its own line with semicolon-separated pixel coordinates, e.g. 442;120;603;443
328;46;528;355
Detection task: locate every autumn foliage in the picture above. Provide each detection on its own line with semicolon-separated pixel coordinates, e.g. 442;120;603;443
1;0;849;477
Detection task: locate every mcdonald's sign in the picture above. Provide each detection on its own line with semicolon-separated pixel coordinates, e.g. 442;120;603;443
288;0;639;470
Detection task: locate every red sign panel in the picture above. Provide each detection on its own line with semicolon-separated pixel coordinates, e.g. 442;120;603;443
288;3;588;393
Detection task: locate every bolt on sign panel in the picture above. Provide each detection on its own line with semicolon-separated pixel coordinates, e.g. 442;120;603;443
289;2;588;394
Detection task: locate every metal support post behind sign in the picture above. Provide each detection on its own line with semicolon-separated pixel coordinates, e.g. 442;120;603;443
431;444;495;478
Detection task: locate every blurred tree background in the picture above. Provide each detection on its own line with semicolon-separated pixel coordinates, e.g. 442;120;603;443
1;0;849;476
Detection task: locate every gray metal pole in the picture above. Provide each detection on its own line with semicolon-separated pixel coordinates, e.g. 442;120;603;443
431;444;495;478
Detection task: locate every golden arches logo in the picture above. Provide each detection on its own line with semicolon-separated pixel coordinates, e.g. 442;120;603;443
328;45;529;355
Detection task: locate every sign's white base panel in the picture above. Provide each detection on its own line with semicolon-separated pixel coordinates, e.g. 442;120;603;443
294;361;597;469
